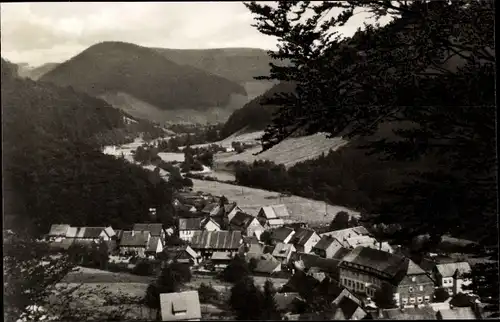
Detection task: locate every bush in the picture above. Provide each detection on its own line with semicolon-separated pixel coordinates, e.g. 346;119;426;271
434;287;450;302
198;283;220;304
221;254;250;283
133;260;155;276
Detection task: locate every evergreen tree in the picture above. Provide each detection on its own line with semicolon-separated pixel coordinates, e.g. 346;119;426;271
229;277;264;320
261;280;281;320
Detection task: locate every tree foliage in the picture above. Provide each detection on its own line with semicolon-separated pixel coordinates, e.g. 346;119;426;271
221;254;251;284
243;0;496;246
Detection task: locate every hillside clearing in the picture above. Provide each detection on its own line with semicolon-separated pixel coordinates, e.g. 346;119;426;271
191;179;359;224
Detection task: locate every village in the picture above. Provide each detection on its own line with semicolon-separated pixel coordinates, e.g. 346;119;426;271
43;188;493;321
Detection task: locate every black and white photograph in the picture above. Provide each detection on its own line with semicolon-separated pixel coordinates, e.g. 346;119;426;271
2;1;498;321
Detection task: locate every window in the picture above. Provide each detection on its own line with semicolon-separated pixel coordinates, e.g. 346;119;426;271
409;297;416;304
402;298;408;305
411;276;416;282
409;287;414;293
417;297;423;303
419;285;424;291
424;296;430;302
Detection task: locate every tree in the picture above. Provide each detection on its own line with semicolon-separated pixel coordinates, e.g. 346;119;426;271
329;211;350;231
373;283;396;309
463;263;499;316
260;230;273;245
221;254;250;283
198;283;220;304
433;287;450;303
261;280;281;320
229;277;264;320
244;1;495;247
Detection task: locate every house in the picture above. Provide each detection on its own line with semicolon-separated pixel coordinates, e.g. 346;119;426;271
66;226;116;244
244;242;265;261
133;223;166;240
332;296;367;320
253;255;282;275
312;235;345;258
343;236;394;253
47;224;71;242
201;203;222;217
274;293;304;314
339;247;434;307
162;245;201;266
178;218;204;242
292;252;343;280
257;204;290;228
229;211;265;236
433;262;472;296
436;306;479;320
159;291;201;321
201;217;221;231
145;236;164;258
281;270;321;299
224;202;242;222
370;306;437;320
210;252;233;271
270;227;296;245
272;243;296;266
320;226;370;240
190;230;242;259
118;231;151;257
289;228;321;254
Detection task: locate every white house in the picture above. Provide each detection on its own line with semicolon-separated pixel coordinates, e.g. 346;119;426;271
433;262;472;295
178;218;204;242
201;217;222;232
289;228;321;254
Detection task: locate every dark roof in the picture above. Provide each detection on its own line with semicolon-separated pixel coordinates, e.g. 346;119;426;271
163;246;199;261
335;296;361;319
295;252;341;275
229;212;255;229
133;223;163;236
331;247;351;260
146;236;161;253
340;246;406;278
178;217;203;230
281;270;320;298
201;203;220;215
120;231;149;247
376;306;437;320
271;227;295;242
313;235;337;251
191;231;242;250
314;276;344;302
274;293;301;312
254;258;281;274
243;236;260;245
224;202;238;213
290;228;317;246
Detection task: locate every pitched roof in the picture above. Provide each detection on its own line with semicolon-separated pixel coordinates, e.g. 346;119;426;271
281;270;320;297
335;296;364;319
274;293;301;312
190;231;242;250
290;228;318;246
331;247;352;260
260;204;290;219
224;202;238;213
120;231;150;247
272;243;296;259
160;291;201;321
229;212;256;229
211;251;232;261
178;217;203;230
378;307;437;320
201;203;220;215
202;217;221;230
133;223;163;236
438;307;477;320
340;246;406;278
69;227;106;239
295;252;341;274
48;224;70;237
271;227;295;242
313;235;339;251
254;258;281;274
49;238;75;250
243;236;260;245
435;262;472;278
320;226;369;240
146;236;161;253
163;246;200;261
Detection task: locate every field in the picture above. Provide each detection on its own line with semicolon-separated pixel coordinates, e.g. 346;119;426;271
214;132;347;168
191;178;359;224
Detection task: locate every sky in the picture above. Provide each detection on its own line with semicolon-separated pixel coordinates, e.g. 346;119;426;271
1;2;391;67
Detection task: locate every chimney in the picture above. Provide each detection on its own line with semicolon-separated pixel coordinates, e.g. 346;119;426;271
132;231;135;237
379;241;382;251
378;308;384;319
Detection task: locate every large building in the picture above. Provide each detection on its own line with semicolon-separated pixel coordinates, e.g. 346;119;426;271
339;246;434;307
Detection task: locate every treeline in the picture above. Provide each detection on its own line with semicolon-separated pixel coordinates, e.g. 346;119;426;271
2;58;176;236
232;142;433;216
158;123;225;152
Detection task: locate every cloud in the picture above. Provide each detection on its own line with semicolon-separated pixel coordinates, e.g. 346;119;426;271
0;2;391;67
